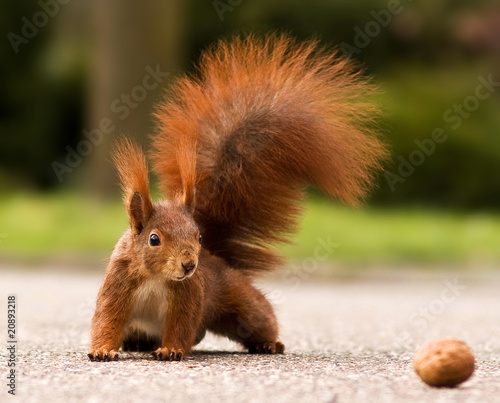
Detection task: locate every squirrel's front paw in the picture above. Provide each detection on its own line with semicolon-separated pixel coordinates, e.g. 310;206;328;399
88;348;119;362
152;347;184;361
248;341;285;354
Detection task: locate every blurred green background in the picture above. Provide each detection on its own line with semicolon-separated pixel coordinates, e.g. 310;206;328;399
1;0;499;268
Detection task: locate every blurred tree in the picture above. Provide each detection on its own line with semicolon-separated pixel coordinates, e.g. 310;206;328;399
84;0;187;195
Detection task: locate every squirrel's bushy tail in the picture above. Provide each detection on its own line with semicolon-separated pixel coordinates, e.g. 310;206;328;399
153;34;387;275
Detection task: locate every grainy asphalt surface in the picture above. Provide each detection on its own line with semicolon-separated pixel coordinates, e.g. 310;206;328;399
1;266;499;403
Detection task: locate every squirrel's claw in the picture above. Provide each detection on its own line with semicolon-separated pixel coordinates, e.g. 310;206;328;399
248;341;285;355
88;348;119;362
152;347;184;361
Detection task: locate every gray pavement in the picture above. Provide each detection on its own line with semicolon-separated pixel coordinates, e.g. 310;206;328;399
1;266;499;402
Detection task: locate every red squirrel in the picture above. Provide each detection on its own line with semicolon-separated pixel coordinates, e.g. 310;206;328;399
88;34;387;361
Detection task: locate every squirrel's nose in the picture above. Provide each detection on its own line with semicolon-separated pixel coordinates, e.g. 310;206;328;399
182;261;196;273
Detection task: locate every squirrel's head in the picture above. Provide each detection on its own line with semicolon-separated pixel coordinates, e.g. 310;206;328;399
113;139;202;281
129;199;202;281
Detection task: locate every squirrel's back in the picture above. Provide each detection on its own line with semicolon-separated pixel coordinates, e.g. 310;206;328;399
153;34;387;274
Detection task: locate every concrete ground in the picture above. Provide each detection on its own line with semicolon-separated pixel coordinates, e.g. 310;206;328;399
1;266;499;403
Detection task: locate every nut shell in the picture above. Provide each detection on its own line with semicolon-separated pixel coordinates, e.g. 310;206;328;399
413;337;475;387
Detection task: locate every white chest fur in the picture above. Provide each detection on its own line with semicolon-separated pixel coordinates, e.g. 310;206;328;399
125;278;170;338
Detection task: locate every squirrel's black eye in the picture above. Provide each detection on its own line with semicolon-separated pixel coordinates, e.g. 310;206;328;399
149;233;161;246
199;234;203;245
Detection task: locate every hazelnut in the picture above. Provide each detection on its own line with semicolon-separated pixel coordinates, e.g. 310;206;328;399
413;337;475;387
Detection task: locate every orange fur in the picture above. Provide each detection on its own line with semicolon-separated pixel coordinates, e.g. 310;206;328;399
89;34;387;362
153;34;387;274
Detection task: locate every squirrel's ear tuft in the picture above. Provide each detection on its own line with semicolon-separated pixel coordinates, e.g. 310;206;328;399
113;138;154;234
176;142;197;212
182;184;196;213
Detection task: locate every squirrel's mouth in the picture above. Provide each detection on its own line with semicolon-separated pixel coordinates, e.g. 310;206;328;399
174;260;197;281
175;269;196;281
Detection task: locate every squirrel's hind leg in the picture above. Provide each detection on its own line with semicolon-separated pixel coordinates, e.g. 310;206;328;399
209;275;285;354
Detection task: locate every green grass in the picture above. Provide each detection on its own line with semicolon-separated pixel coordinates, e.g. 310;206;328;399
1;192;499;265
283;198;500;264
0;192;127;258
